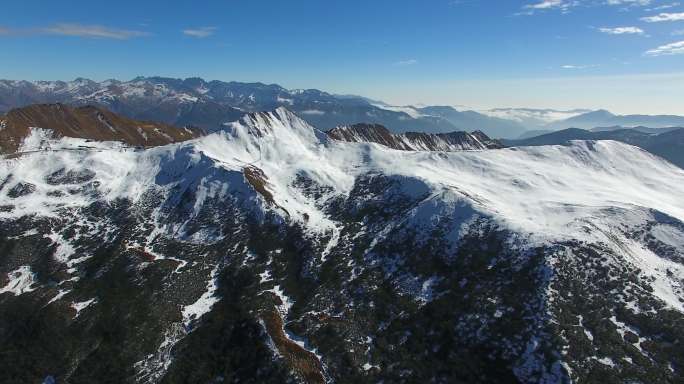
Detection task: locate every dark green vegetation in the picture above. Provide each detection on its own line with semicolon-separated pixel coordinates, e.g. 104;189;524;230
1;167;683;383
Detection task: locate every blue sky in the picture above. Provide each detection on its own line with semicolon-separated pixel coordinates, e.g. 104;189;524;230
1;0;684;114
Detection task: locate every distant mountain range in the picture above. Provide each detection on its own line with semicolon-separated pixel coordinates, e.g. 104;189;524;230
504;127;684;169
1;77;683;140
545;109;684;131
0;77;527;139
590;125;683;134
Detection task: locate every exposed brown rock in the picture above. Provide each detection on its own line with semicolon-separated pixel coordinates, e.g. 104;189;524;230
0;103;200;154
261;308;325;384
243;166;275;204
328;123;504;151
328;123;401;148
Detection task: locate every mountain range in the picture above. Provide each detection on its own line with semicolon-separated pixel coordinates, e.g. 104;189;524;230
0;103;499;156
0;77;528;139
4;77;681;140
1;106;683;383
545;110;684;131
0;77;664;139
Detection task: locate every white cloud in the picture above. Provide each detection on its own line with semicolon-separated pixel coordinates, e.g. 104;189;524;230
599;26;645;34
523;0;579;12
645;40;684;55
561;64;598;69
182;27;217;38
298;109;326;115
521;0;660;14
641;12;684;22
393;59;418;66
673;29;684;35
41;23;149;39
646;2;680;11
527;0;565;8
606;0;652;6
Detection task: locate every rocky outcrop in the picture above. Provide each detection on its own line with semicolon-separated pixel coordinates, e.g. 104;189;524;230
328;123;503;151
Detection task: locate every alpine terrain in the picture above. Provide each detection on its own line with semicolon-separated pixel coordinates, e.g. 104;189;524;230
1;105;683;384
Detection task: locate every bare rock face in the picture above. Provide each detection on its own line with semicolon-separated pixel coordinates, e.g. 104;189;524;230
328;123;503;151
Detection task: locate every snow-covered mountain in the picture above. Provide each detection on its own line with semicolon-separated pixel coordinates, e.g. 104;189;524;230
2;107;684;383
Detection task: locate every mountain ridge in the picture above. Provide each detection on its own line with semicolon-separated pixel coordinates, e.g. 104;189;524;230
328;123;503;151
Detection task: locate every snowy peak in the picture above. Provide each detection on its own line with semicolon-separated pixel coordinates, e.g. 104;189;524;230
223;107;328;152
234;107;320;138
0;103;200;153
327;123;503;151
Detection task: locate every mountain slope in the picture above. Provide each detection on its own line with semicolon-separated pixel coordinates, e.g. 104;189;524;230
1;108;684;384
504;127;684;169
0;103;199;154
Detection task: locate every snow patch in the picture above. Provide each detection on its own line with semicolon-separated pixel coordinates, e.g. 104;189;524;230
181;265;220;327
47;289;70;305
620;239;684;312
71;298;96;318
0;266;37;296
